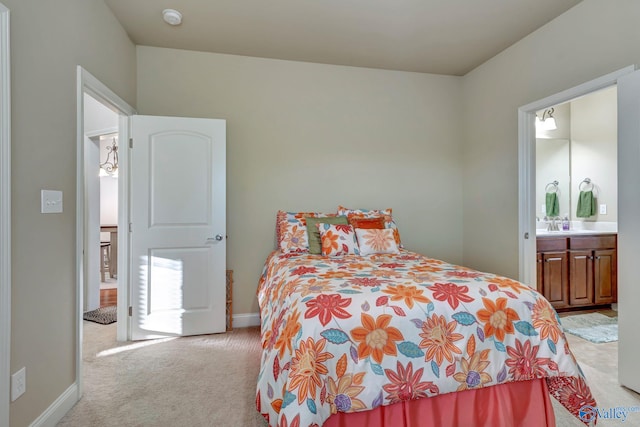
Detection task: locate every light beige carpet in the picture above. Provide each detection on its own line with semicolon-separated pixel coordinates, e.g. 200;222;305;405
58;321;640;427
58;321;267;427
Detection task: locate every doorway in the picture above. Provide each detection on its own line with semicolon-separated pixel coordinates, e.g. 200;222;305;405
518;65;640;394
83;93;119;314
76;66;135;398
518;66;632;290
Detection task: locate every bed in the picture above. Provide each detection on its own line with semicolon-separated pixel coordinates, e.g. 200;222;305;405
256;209;597;427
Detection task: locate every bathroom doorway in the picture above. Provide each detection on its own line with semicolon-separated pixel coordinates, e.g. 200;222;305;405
518;65;640;393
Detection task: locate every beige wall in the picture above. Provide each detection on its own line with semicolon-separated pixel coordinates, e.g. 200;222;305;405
5;0;136;425
462;0;640;279
137;46;464;315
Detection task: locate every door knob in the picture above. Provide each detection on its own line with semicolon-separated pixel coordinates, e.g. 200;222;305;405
206;235;225;244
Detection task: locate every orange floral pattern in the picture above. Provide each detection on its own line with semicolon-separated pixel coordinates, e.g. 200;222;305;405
382;284;430;309
488;276;531;294
532;298;562;343
419;314;463;365
288;337;334;404
350;313;404;363
476;297;520;342
275;308;302;358
256;249;596;427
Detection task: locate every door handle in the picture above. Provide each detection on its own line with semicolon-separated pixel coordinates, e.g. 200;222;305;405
206;234;225;244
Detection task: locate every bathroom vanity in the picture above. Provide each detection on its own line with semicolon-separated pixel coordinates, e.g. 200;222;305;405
536;232;617;311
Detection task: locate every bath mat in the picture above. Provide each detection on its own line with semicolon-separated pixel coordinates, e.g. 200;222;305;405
83;305;117;325
561;312;617;343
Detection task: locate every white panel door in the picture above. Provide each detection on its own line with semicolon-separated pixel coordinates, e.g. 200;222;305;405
617;70;640;393
131;115;226;340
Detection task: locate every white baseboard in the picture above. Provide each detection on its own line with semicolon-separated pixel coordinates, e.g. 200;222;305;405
30;383;78;427
232;312;260;328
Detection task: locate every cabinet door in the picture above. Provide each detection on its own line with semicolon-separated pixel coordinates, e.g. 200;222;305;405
542;251;569;309
569;250;594;306
594;249;617;304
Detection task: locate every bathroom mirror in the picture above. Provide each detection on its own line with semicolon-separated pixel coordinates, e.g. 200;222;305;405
536;138;570;219
535;86;618;224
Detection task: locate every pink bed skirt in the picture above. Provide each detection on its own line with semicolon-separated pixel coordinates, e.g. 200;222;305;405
324;378;556;427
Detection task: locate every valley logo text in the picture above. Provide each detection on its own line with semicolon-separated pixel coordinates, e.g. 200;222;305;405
580;405;640;423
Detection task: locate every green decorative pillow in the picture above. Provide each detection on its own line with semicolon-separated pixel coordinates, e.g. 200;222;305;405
305;216;349;254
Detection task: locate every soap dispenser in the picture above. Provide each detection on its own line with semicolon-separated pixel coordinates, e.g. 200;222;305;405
562;215;570;231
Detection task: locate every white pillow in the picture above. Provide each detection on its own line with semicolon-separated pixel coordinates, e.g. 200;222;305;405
355;228;399;255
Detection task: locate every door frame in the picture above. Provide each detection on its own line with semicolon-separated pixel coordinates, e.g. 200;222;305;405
0;4;10;427
517;65;635;286
76;66;135;397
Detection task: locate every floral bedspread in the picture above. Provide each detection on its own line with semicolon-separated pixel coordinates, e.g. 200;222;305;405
256;250;596;427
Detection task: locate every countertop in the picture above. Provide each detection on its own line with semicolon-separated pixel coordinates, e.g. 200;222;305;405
535;221;617;237
536;229;617;237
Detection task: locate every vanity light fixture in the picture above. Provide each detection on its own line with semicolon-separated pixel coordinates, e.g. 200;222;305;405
99;138;118;178
536;108;557;131
162;9;183;26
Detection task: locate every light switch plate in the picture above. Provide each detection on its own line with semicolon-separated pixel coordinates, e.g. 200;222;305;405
11;367;26;401
41;190;63;213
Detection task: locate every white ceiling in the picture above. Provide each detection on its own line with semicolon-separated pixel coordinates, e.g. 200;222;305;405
104;0;581;76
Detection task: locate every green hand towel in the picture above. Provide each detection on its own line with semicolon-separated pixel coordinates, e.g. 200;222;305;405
545;192;559;217
576;190;596;218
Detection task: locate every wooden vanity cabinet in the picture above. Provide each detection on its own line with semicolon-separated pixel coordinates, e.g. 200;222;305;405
536;234;617;310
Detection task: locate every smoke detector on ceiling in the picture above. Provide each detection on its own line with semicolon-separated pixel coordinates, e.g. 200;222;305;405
162;9;182;26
